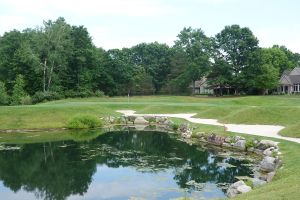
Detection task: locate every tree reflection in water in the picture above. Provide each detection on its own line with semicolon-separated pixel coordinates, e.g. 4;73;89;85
0;131;254;200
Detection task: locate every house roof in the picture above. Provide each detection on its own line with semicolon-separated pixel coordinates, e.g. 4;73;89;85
290;67;300;76
279;67;300;85
194;77;207;88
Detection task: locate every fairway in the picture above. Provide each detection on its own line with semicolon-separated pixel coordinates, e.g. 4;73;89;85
1;95;300;138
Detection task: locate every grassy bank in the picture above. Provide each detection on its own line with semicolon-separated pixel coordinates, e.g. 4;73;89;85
0;95;299;137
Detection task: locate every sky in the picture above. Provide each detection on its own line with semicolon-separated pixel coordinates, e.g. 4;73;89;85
0;0;299;53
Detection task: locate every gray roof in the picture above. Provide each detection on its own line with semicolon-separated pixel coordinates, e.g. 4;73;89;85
290;67;300;76
280;67;300;85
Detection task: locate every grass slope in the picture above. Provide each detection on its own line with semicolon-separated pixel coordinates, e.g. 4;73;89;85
0;95;299;137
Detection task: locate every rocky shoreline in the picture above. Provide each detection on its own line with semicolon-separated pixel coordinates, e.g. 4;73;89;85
104;115;282;198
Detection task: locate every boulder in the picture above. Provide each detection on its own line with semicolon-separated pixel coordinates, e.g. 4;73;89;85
178;123;189;132
227;181;251;197
263;147;275;156
222;142;232;148
251;178;267;187
134;116;148;124
234;139;246;150
127;115;137;123
144;116;156;123
260;156;277;172
156;116;168;124
225;137;232;143
207;134;225;146
266;171;275;182
257;140;278;150
236;185;251;193
234;136;245;141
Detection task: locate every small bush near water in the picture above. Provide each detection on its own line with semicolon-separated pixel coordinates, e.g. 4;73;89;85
67;114;102;129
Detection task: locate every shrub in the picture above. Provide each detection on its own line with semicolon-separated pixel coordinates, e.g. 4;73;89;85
32;91;63;104
246;139;255;149
94;90;105;97
171;122;179;130
21;95;32;105
67;114;102;129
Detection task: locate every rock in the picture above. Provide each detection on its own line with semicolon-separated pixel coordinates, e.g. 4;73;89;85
227;181;251;197
237;185;251;193
134;116;148;124
127;115;136;123
260;156;276;172
257;140;278;150
181;130;192;138
234;136;245;142
266;171;275;182
156;116;168;124
144;116;156;123
251;178;267;187
207;134;225;146
178;123;189;132
233;140;246;151
263;147;274;156
225;137;232;143
247;147;255;152
222;142;232;148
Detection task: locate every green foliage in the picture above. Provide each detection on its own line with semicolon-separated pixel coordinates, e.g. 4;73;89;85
0;81;9;105
171;123;180;131
94;90;105;97
32;91;63;103
0;18;300;100
21;95;32;105
245;139;255;149
11;75;27;105
67;114;102;129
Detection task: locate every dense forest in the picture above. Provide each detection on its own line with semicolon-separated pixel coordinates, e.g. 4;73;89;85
0;17;299;105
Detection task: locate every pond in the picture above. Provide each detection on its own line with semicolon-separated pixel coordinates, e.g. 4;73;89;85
0;130;256;200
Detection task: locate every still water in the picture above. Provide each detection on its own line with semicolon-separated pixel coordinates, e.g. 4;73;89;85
0;131;255;200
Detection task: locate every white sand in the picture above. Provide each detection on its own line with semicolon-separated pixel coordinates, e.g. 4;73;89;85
116;110;300;144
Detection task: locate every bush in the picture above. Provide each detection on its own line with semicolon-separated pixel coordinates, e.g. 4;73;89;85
67;114;102;129
21;95;32;105
246;139;255;149
171;122;179;130
32;91;63;104
94;90;105;97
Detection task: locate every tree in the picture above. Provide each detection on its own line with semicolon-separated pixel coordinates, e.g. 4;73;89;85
0;81;9;105
246;48;281;94
172;27;212;94
38;17;72;92
215;25;259;93
130;42;172;93
11;74;27;105
207;58;233;95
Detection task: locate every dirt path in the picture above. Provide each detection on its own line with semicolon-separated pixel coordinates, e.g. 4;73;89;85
116;110;300;144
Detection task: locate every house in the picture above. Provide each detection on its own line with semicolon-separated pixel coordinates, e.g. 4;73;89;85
278;67;300;94
190;77;213;94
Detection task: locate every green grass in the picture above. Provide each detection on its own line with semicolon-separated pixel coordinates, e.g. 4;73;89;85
0;95;300;137
0;95;300;199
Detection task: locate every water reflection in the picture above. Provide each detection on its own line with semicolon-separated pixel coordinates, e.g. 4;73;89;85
0;131;254;200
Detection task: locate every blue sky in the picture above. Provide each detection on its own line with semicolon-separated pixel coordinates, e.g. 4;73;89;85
0;0;299;53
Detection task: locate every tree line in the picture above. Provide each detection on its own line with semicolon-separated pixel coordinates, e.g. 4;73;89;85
0;17;299;105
